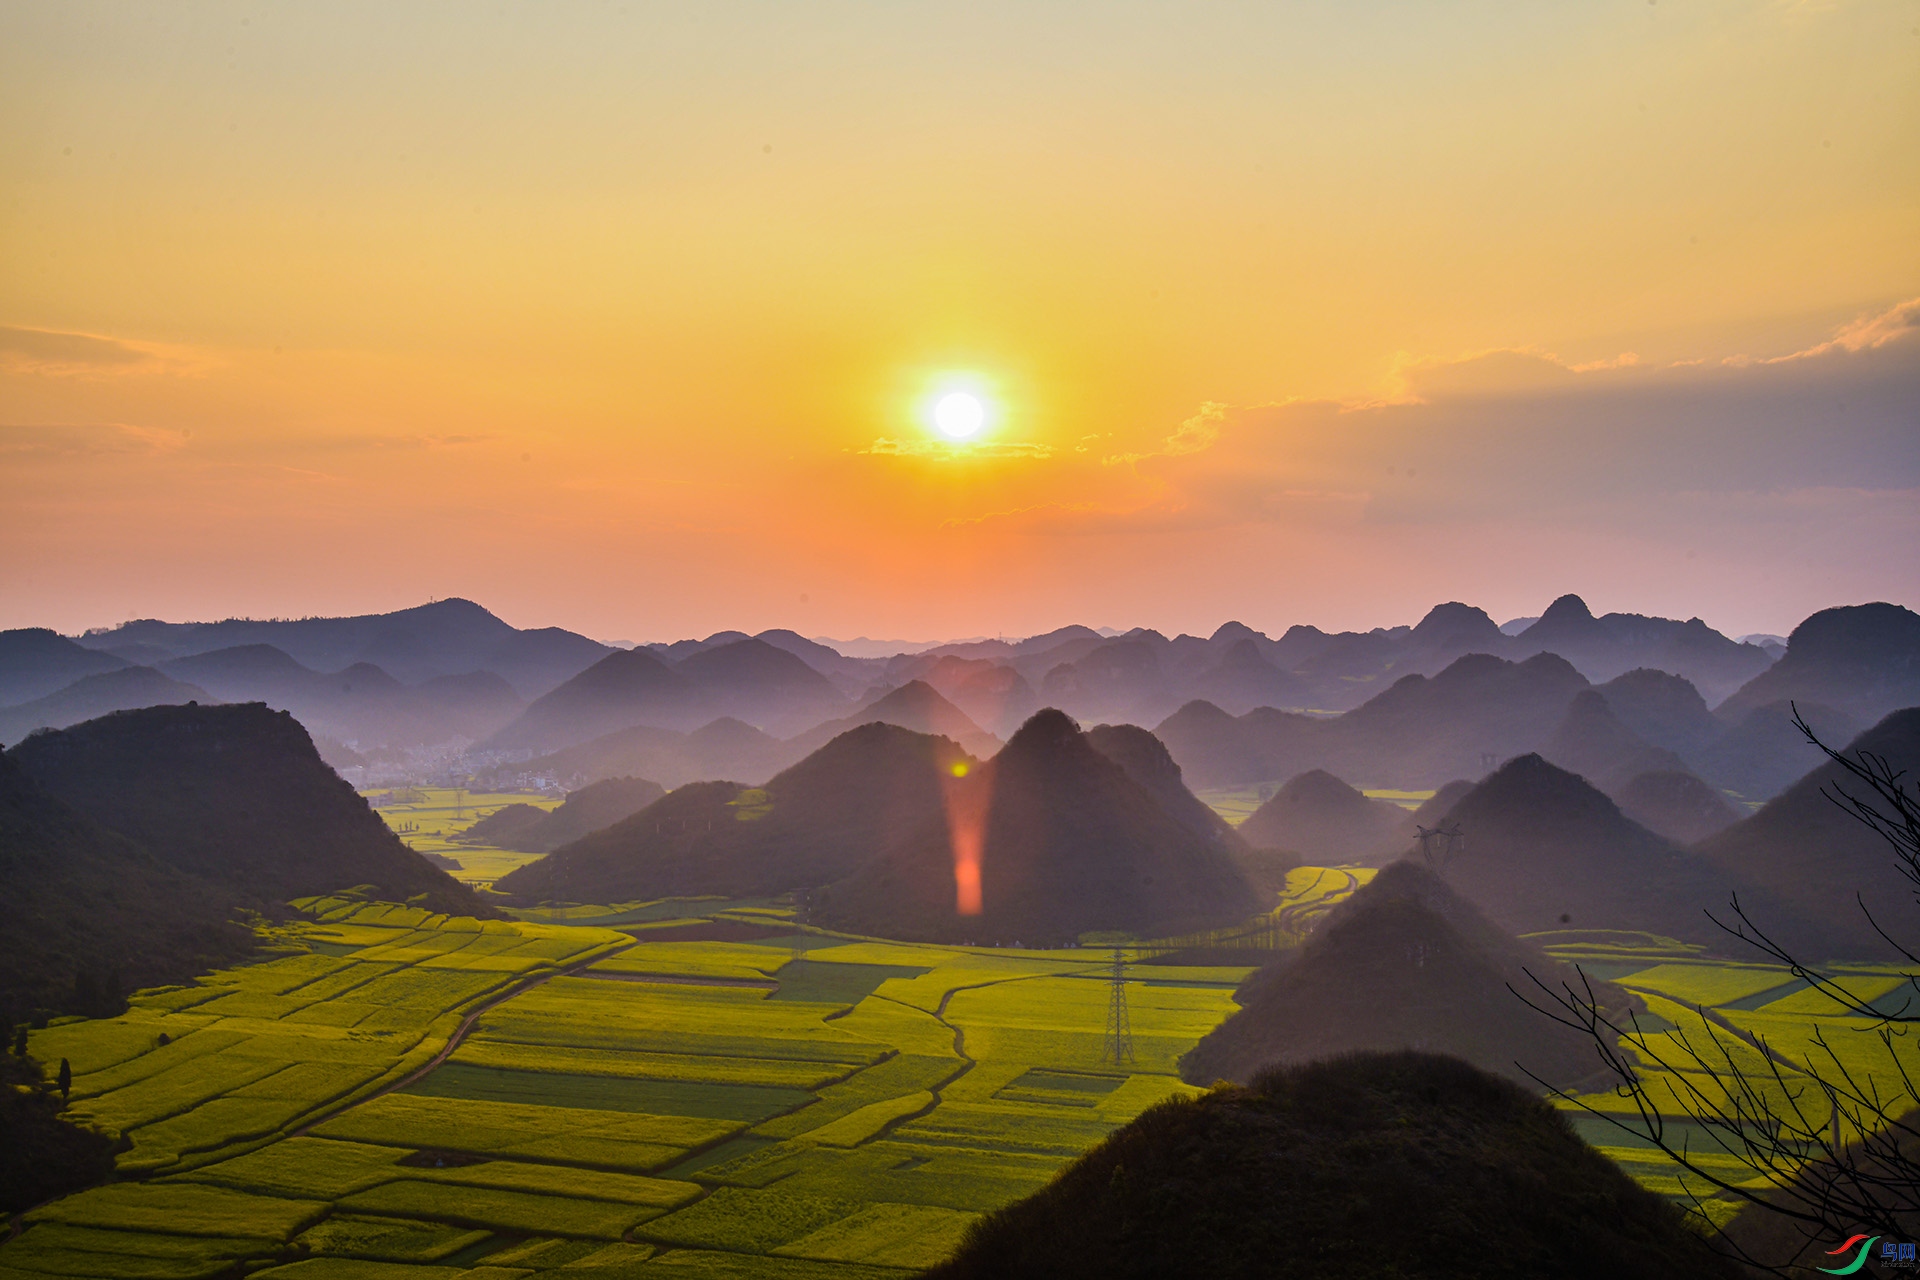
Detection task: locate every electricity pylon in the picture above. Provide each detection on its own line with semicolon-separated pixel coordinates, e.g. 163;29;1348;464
1102;947;1135;1067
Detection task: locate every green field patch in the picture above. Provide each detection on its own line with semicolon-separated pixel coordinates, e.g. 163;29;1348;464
0;1224;278;1280
180;1138;411;1198
638;1186;861;1253
338;1179;656;1239
638;1251;911;1280
474;981;885;1065
1758;972;1915;1017
1614;963;1800;1008
66;1029;251;1100
891;1101;1116;1157
993;1068;1127;1108
252;1260;468;1279
752;1056;958;1141
71;1048;292;1134
25;1183;327;1242
30;1018;206;1080
313;1094;738;1168
773;1201;979;1269
698;1140;1060;1212
802;1091;934;1147
410;1160;700;1209
450;1039;850;1090
402;1063;811;1123
294;1215;489;1263
1719;977;1811;1011
127;1095;314;1166
767;961;932;1006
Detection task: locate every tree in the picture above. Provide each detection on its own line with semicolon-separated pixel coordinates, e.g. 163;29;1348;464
56;1057;70;1102
1518;708;1920;1273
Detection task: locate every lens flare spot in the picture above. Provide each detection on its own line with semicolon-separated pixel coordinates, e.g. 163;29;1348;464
950;761;970;778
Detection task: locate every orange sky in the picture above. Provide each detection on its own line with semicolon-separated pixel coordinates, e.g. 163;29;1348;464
3;1;1916;642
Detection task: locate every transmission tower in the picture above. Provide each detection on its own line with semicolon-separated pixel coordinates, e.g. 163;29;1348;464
1415;821;1464;870
1101;947;1135;1067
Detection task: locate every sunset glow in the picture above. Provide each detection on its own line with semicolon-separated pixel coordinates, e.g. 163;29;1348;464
0;3;1914;639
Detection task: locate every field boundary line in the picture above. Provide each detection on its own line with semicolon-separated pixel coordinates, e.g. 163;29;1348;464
290;942;634;1139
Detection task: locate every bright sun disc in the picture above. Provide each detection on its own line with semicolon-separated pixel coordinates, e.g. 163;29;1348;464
934;392;985;440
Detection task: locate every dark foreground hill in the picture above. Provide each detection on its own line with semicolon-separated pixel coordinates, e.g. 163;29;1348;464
458;775;666;853
926;1051;1736;1280
0;1046;117;1215
1236;768;1413;863
497;722;972;904
1180;861;1628;1091
0;751;253;1021
8;703;485;917
1698;707;1920;963
1084;723;1245;850
814;710;1261;945
1436;754;1747;944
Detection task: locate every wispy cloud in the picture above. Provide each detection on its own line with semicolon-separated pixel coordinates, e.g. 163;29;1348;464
0;324;209;378
857;437;1055;460
0;422;192;456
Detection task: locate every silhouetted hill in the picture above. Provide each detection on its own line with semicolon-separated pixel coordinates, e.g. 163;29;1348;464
492;716;790;790
1149;699;1269;788
1614;770;1742;845
483;647;701;751
1410;779;1474;827
9;703;486;916
460;776;666;853
1698;708;1920;962
0;629;129;706
1038;641;1178;728
0;751;254;1022
909;655;1041;737
1437;754;1746;943
158;644;524;749
927;1051;1736;1280
1511;594;1773;702
1084;723;1246;851
1180;861;1629;1090
751;629;886;696
0;667;213;744
1594;668;1722;760
79;598;609;697
1718;603;1920;726
815;710;1260;945
0;1047;118;1214
1336;652;1592;784
497;722;972;905
1188;638;1310;715
1237;769;1413;864
1541;690;1690;792
676;637;850;733
1693;700;1861;802
784;680;999;759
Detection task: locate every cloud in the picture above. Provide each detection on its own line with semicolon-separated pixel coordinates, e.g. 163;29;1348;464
943;300;1919;542
1103;401;1225;466
1754;296;1920;363
857;437;1055;460
0;422;191;456
0;324;207;377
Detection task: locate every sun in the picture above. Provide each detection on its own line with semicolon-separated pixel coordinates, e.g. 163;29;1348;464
934;391;985;440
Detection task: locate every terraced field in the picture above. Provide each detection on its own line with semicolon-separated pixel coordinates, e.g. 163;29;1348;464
4;899;1255;1279
10;875;1916;1275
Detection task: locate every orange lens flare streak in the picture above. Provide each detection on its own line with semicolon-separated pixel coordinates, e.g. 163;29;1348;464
943;764;988;916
